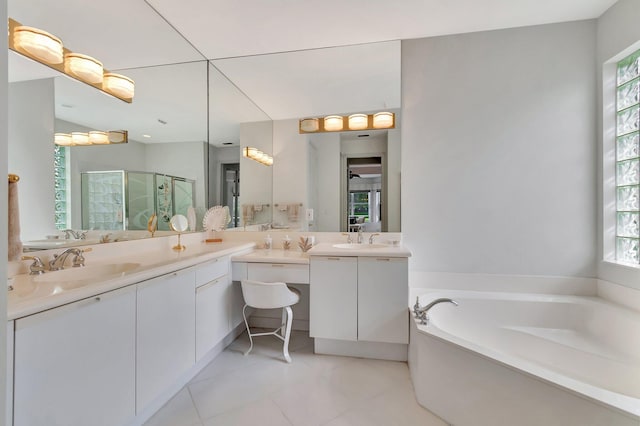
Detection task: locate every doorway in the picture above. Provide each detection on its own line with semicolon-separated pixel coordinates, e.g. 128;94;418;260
221;163;240;228
344;156;383;233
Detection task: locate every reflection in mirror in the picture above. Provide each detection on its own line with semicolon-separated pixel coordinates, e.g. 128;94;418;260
211;40;401;232
207;63;273;229
8;60;209;248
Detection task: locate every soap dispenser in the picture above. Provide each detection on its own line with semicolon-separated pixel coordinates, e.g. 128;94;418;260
264;234;272;250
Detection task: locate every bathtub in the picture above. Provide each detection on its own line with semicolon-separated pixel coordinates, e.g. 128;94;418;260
408;290;640;426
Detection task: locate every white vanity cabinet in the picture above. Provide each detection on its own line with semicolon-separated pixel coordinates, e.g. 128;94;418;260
310;255;409;347
357;257;408;344
13;286;136;426
309;256;358;341
195;257;231;360
136;268;196;411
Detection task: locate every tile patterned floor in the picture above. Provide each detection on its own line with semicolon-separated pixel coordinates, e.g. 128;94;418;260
144;330;448;426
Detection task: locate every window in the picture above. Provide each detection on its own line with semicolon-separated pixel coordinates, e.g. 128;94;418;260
615;49;640;264
54;145;69;230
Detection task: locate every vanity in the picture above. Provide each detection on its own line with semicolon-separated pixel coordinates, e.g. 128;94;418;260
7;238;254;426
6;234;409;426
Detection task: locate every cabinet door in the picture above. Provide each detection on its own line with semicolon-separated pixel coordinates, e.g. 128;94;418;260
309;256;358;341
196;274;231;360
14;286;136;426
137;269;196;411
357;257;408;344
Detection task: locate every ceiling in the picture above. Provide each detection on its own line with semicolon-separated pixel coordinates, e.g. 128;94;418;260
7;0;617;142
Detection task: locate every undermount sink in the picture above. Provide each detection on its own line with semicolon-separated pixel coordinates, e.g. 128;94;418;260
332;243;388;249
34;263;141;283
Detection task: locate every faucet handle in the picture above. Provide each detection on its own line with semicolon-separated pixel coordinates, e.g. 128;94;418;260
341;232;353;243
22;256;46;275
413;296;421;317
368;233;381;244
72;247;92;267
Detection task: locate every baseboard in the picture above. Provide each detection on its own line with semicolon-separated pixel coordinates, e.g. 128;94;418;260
314;338;407;361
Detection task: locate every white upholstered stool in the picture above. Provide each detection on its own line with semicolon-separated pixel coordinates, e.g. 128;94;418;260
240;280;301;363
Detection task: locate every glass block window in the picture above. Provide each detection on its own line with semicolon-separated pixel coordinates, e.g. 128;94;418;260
54;145;69;230
616;49;640;264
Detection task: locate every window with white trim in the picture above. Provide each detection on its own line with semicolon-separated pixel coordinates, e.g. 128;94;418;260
615;49;640;264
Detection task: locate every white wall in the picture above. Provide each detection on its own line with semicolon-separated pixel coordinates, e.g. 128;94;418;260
596;0;640;289
402;20;597;278
239;121;273;226
1;0;9;420
8;79;56;241
309;133;341;231
273;119;308;228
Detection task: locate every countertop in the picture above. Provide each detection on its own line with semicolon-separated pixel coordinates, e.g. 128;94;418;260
8;241;255;321
308;242;411;258
231;249;310;264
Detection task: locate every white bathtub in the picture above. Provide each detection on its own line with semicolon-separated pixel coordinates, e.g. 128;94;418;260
409;290;640;426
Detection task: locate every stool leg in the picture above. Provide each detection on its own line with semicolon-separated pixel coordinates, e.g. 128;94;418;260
242;304;254;356
283;306;293;363
280;306;287;338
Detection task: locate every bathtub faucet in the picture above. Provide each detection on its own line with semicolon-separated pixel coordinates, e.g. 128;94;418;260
414;297;458;325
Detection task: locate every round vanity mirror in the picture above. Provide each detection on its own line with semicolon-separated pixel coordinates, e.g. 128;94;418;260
169;214;189;251
169;214;189;233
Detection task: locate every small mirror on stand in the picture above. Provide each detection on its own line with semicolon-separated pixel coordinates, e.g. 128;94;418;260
169;214;189;251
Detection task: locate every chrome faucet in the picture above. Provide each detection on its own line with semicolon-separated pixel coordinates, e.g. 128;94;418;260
357;227;363;244
63;229;87;240
49;248;89;271
414;297;458;325
22;256;46;275
342;232;353;243
369;233;380;244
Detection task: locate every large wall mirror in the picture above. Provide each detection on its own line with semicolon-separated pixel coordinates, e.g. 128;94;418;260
7;0;399;250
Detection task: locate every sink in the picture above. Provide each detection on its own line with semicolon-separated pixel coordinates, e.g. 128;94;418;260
34;263;141;283
332;243;388;249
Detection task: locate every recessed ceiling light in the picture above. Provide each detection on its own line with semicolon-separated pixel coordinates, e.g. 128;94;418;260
143;134;151;138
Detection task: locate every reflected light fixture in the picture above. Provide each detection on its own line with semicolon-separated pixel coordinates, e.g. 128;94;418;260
12;25;63;64
103;73;135;99
243;146;273;166
8;18;134;103
300;112;395;134
373;111;394;129
55;130;128;146
89;131;109;144
54;133;72;146
71;132;90;145
348;114;368;130
300;118;319;132
64;52;103;84
324;115;344;131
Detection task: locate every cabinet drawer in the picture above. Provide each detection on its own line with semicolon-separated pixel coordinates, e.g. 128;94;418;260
195;256;229;287
247;263;309;284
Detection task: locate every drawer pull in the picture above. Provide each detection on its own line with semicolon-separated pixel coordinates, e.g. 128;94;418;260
327;257;341;261
271;264;285;267
196;278;221;292
376;258;391;261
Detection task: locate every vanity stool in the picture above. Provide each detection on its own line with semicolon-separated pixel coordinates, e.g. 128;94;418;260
240;280;301;363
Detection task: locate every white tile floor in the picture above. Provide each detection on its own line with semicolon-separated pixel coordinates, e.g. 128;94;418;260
144;330;448;426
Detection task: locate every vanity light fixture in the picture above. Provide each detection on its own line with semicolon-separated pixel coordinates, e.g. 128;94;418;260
243;146;273;166
8;18;134;103
300;118;320;132
54;130;128;146
324;115;344;131
64;52;103;84
372;111;394;129
12;25;63;65
348;114;368;130
299;112;395;134
103;73;135;99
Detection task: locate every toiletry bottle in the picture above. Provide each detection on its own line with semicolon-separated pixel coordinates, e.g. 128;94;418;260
264;234;272;250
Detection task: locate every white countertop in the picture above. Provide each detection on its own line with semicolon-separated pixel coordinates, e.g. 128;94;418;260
8;241;255;320
308;242;411;257
231;249;310;264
